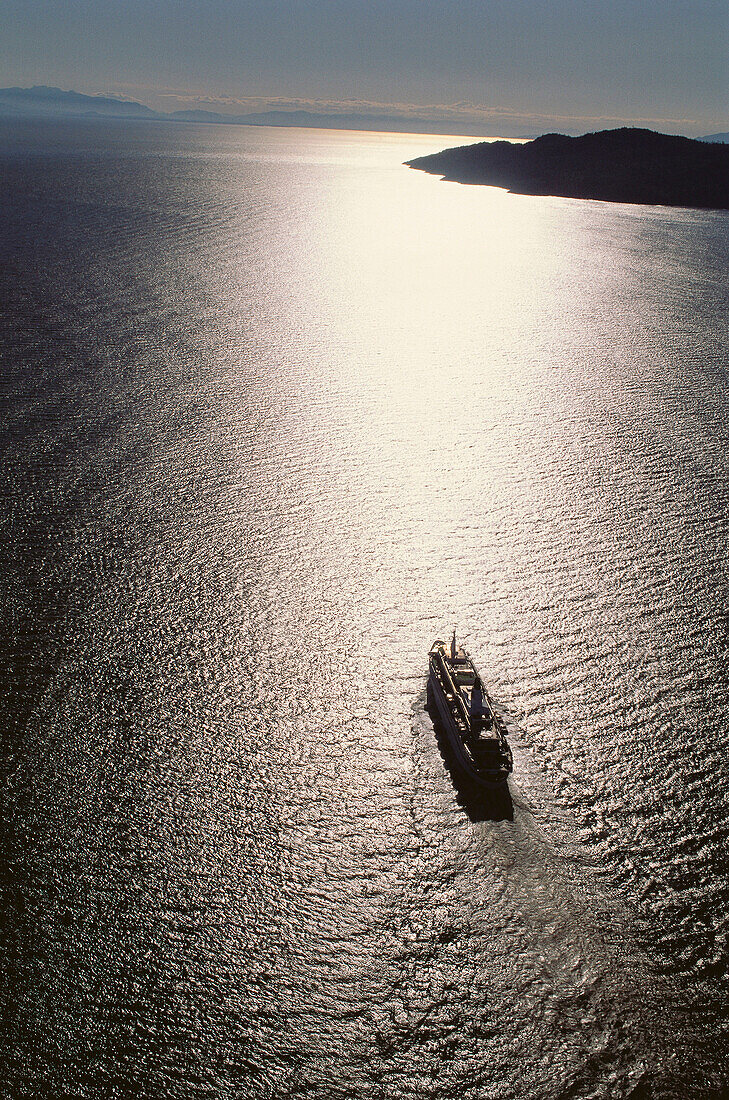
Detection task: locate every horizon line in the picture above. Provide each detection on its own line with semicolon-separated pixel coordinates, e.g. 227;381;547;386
1;83;724;140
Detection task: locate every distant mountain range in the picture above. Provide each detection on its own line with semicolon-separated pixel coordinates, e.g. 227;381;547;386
0;85;524;137
1;86;725;144
168;106;509;135
406;128;729;209
0;85;159;119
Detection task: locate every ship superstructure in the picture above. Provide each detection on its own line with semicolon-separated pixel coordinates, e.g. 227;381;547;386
428;633;513;787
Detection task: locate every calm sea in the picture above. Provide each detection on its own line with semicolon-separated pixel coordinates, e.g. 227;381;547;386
1;118;728;1099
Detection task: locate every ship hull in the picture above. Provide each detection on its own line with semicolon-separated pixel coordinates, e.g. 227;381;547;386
428;654;511;789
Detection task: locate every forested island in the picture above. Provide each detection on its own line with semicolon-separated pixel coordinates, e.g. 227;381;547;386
406;128;729;210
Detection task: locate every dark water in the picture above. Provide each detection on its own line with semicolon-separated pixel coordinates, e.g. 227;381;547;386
2;117;729;1099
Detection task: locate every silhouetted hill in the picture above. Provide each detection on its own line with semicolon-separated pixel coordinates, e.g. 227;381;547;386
702;132;729;143
406;128;729;210
0;85;158;119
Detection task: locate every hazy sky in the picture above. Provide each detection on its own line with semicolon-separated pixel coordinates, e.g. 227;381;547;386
3;0;727;135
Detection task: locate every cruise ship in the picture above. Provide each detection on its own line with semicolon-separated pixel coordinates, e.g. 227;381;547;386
428;634;513;787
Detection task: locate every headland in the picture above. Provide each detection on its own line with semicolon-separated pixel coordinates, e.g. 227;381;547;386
406;128;729;210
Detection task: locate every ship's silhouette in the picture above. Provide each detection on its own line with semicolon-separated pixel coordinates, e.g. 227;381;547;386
426;694;514;823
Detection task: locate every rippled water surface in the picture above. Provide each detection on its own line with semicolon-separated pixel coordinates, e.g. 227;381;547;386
2;118;729;1099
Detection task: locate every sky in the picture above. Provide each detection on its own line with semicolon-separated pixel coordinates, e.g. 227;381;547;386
2;0;728;136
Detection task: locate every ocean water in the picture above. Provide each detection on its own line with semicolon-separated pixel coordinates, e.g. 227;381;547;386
1;117;728;1099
